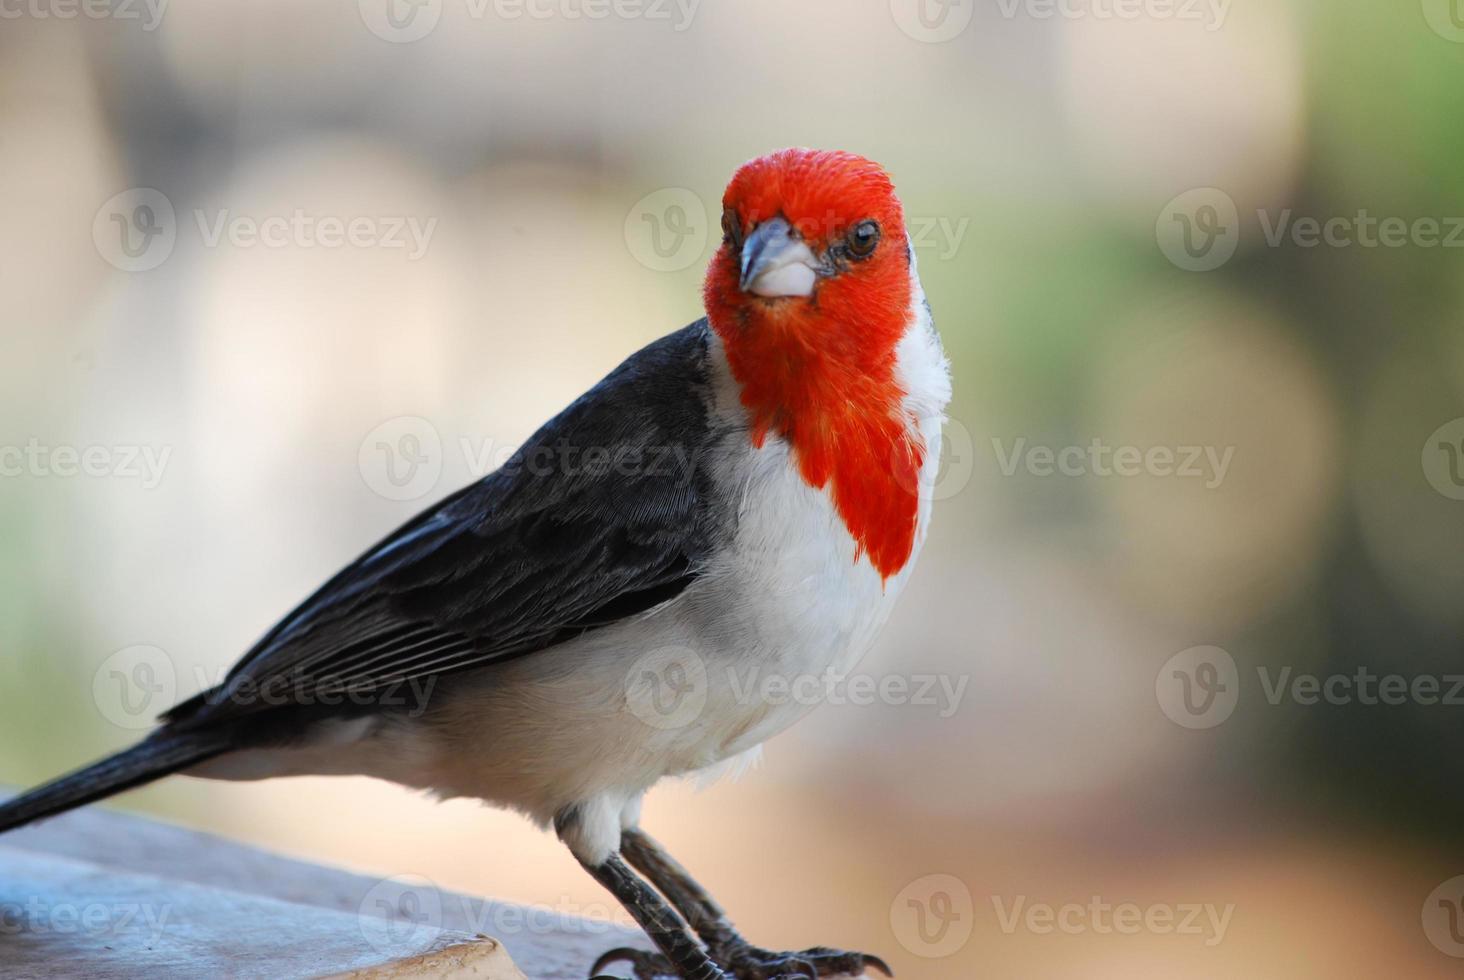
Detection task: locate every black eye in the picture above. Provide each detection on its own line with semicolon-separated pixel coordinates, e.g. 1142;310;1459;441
847;219;880;258
721;208;743;248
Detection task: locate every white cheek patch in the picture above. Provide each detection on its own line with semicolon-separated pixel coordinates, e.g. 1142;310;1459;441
749;262;816;298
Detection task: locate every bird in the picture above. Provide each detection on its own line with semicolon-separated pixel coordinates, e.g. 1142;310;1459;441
0;148;950;980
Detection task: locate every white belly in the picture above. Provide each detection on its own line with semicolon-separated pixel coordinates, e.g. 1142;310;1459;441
194;290;950;866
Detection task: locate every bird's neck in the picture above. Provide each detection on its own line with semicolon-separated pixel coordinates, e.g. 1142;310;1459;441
709;286;927;581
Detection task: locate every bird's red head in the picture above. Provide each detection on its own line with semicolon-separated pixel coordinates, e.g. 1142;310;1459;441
703;149;924;581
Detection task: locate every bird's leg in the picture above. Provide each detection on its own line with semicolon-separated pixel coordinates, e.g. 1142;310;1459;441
621;827;736;945
620;828;893;980
580;850;731;980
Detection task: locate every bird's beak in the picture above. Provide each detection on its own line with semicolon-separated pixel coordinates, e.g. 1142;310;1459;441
739;216;820;298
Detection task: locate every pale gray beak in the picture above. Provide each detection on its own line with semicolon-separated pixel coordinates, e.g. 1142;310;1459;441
739;216;821;298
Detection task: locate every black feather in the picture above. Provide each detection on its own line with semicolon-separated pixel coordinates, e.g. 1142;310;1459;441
167;320;726;729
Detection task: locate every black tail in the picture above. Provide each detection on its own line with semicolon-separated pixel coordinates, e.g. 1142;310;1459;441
0;730;231;834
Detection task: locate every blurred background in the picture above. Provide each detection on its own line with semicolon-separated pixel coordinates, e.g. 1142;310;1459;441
2;1;1464;977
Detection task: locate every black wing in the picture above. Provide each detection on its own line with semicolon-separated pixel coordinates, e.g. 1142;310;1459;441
167;321;725;729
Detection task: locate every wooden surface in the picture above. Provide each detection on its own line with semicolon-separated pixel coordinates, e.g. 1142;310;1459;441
0;793;649;979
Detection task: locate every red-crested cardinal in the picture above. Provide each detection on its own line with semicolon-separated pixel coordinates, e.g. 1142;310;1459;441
0;149;950;980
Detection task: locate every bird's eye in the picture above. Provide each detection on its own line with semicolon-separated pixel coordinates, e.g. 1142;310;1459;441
847;219;880;258
721;208;743;248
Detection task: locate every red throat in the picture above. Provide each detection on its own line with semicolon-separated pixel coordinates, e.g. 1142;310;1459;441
703;150;924;581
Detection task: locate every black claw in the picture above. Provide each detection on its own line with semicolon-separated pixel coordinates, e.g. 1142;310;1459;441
861;953;893;977
708;943;894;980
591;946;644;975
590;945;678;980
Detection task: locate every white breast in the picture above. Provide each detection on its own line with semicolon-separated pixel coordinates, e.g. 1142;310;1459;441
685;273;951;762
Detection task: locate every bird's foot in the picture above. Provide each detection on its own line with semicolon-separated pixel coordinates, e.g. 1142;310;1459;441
590;940;891;979
713;941;893;979
590;946;740;979
590;945;686;979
